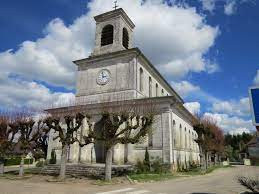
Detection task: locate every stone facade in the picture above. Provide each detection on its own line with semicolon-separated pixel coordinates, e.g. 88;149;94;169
47;8;200;169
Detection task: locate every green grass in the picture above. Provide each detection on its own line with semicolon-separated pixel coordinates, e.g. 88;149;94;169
179;165;233;176
0;174;32;180
128;173;177;182
129;165;234;182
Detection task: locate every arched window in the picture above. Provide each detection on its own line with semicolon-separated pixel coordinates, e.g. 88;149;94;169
155;83;158;97
185;127;187;149
148;132;153;147
149;77;152;97
161;89;164;96
122;28;129;49
140;68;144;92
179;124;182;148
101;25;114;46
172;120;176;147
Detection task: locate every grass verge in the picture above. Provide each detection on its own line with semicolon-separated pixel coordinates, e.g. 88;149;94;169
128;173;178;182
129;165;234;182
179;165;233;176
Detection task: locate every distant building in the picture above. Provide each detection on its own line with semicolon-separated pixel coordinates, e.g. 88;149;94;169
46;8;200;169
247;134;259;165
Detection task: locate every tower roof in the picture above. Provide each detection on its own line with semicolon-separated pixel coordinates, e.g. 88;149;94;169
94;8;135;29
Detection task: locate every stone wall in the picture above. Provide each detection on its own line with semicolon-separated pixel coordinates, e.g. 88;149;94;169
46;98;200;170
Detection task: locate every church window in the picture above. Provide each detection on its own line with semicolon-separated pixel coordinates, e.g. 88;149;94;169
122;28;129;49
149;77;152;97
185;127;187;149
179;124;182;148
161;89;164;96
101;25;114;46
155;83;158;97
172;120;176;147
148;132;153;147
140;68;144;92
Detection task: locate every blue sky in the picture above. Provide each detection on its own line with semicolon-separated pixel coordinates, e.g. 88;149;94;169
0;0;258;134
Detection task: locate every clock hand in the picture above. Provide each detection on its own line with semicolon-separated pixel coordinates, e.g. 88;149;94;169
102;73;107;79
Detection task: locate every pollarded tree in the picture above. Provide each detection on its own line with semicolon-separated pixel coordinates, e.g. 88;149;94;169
81;103;155;181
0;113;19;175
33;120;50;159
193;122;206;168
44;113;89;180
14;115;49;176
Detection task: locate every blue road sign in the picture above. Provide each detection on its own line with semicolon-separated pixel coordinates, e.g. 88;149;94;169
249;87;259;126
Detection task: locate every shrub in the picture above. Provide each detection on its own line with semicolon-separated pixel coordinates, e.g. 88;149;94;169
135;160;147;174
49;150;56;164
0;157;4;164
151;158;165;174
4;157;33;166
237;176;259;193
33;150;45;160
189;161;199;170
143;147;150;171
135;155;170;174
151;158;171;174
36;161;45;167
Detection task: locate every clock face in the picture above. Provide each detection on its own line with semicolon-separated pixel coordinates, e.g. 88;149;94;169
97;69;110;85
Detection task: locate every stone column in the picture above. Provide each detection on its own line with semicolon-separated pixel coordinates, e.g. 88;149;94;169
127;144;135;164
113;144;123;164
171;119;176;165
46;129;55;161
161;108;173;164
68;118;80;163
79;118;93;163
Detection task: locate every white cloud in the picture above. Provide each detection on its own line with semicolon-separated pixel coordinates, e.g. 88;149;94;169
172;81;200;97
212;97;250;116
203;112;254;134
0;75;75;110
212;98;253;116
200;0;216;12
224;0;237;15
89;0;219;78
0;0;219;90
254;70;259;85
184;102;201;114
0;17;94;89
0;0;221;109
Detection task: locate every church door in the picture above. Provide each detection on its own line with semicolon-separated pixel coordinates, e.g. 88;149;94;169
95;141;106;163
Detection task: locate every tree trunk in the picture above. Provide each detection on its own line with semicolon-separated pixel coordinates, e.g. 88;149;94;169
199;145;205;169
0;163;4;175
59;144;68;180
205;152;208;170
19;157;24;176
105;147;113;181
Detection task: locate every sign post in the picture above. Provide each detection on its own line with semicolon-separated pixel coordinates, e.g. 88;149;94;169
249;87;259;132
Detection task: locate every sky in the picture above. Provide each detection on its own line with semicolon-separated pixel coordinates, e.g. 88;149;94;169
0;0;258;134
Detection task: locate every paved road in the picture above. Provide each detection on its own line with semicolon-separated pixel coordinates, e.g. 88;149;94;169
0;166;258;194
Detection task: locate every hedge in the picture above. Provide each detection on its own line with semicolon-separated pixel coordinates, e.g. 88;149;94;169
4;157;33;166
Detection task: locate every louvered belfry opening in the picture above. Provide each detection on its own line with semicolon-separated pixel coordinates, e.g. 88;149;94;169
101;25;114;46
122;28;129;49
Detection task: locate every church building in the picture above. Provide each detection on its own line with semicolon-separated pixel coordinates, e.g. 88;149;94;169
47;8;200;169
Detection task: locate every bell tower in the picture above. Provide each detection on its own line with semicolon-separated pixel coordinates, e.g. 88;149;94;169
91;8;135;56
